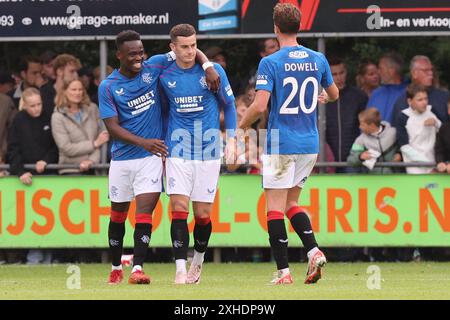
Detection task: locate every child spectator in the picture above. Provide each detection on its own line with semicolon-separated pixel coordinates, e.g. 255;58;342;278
7;88;58;185
347;108;401;173
396;84;441;174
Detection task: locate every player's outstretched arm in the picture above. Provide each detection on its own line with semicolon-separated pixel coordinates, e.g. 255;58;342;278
103;117;168;157
196;49;220;92
238;90;271;130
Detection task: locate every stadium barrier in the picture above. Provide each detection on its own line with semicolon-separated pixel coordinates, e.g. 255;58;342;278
0;172;448;248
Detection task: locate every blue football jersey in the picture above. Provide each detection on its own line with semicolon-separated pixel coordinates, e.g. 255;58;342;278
160;62;235;160
98;53;175;160
256;45;334;154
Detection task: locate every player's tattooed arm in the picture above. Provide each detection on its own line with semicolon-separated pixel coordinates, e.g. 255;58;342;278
195;49;220;92
103;117;168;157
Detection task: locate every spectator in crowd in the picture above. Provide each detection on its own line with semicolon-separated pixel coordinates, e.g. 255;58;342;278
205;46;243;95
356;59;380;98
0;72;16;95
367;52;407;124
6;88;58;265
247;38;281;86
435;98;450;174
397;84;441;174
326;57;367;171
393;55;449;125
7;56;44;108
7;88;58;184
0;92;16;175
258;38;280;58
225;135;262;175
78;66;96;98
347;108;401;174
39;50;57;84
40;54;81;119
51;79;109;175
90;65;114;105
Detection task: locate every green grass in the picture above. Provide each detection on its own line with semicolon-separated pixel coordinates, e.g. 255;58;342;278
1;262;450;300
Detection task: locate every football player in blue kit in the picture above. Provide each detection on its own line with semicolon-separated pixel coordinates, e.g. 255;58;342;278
159;24;237;284
239;4;339;284
98;30;220;285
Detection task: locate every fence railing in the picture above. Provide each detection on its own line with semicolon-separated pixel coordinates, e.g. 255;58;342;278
0;162;438;171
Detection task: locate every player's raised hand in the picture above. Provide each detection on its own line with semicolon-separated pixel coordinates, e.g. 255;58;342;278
141;139;168;157
205;66;220;92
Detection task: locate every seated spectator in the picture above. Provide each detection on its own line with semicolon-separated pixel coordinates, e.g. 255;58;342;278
7;56;44;108
393;55;449;126
6;88;58;184
0;92;17;176
347;108;401;174
435;98;450;174
51;79;109;175
397;84;441;174
356;59;380;98
367;52;407;124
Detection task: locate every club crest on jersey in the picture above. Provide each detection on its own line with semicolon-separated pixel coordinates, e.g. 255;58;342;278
142;73;153;84
168;81;177;88
199;76;208;89
289;50;309;59
115;88;125;96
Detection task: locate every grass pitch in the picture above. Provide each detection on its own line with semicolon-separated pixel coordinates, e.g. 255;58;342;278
1;262;450;300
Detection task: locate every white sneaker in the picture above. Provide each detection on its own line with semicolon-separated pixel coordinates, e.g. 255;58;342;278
186;263;202;284
174;271;187;284
270;271;293;285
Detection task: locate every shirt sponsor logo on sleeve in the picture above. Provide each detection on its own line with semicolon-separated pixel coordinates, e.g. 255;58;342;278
256;74;268;86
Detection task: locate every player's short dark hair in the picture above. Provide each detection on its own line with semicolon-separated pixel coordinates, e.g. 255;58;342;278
406;83;427;100
170;24;196;42
116;30;141;50
328;56;345;67
18;56;41;72
379;52;403;76
359;108;381;126
273;3;301;34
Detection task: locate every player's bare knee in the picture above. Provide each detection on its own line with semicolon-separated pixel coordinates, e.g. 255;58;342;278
194;207;211;219
286;201;299;213
171;200;189;213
